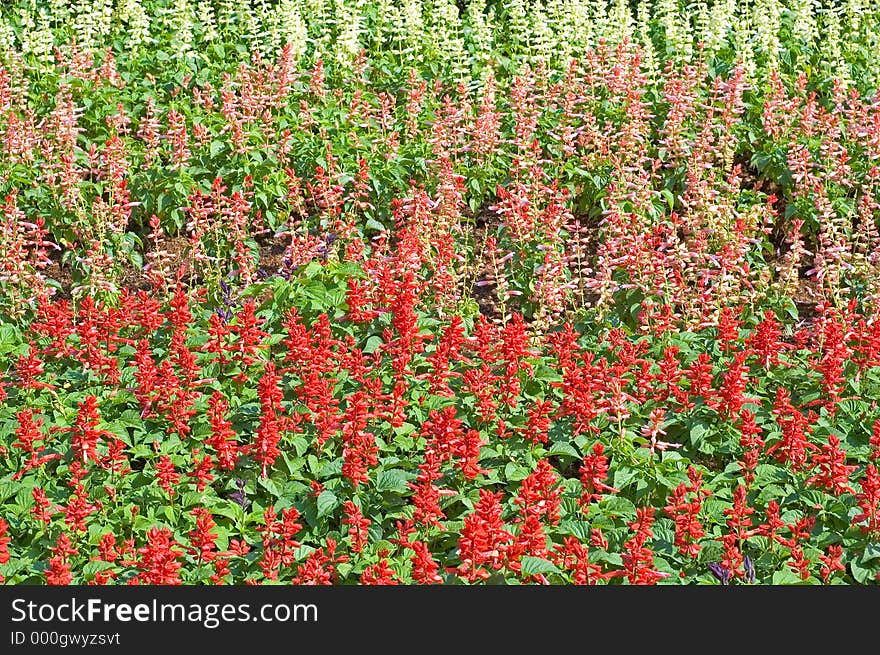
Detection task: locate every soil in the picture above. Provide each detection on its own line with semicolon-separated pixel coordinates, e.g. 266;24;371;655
43;255;76;300
160;235;194;282
255;231;290;277
466;204;504;321
37;160;826;327
792;277;821;325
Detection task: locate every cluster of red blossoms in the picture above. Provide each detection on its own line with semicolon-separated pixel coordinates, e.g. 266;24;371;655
1;275;879;585
4;19;880;586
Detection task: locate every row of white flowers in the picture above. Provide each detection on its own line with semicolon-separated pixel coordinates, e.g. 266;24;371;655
1;0;879;84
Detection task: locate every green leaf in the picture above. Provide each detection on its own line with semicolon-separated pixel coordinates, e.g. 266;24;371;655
290;436;309;458
600;495;637;519
376;469;412;494
365;217;386;232
661;188;675;212
180;492;205;508
316;490;339;518
363;335;384;354
560;520;592;541
863;543;880;561
838;399;867;417
689;422;709;449
613;467;639;491
81;560;115;577
0;482;19;504
206;502;245;523
393;422;417;438
851;555;876;584
771;568;809;585
520;556;562;578
547;441;580;458
504;462;531;482
259;478;282;498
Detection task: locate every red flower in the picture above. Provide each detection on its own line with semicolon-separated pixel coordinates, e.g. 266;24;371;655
579;442;618;506
343;501;371;553
410;449;445;528
292;539;347;585
819;545;845;583
815;308;851;409
498;313;533;408
766;387;818;472
67;396;114;465
523;399;555;445
63;484;101;533
720;485;756;577
15;348;54;390
716;307;741;353
46;556;73;585
45;533;79;585
558;353;604;434
188;508;219;564
346;279;379;323
870;419;880;461
664;467;710;558
187;453;215;492
757;500;785;543
853;464;880;535
746;310;784;368
456;429;487;480
155;455;180;499
787;544;812;581
97;532;119;563
805;435;856;495
31;488;55;525
206;392;239;470
32;298;74;357
205;312;232;366
684;353;715;403
0;518;10;579
461;364;501;425
652;347;683;405
419;406;464;462
134;527;184;584
514;459;562;525
456;489;513;582
737;410;764;486
211;556;231;585
426;316;465;397
340;394;379;487
717;351;751;418
409;540;442;584
230;299;268;367
251;362;299;478
554;537;603;585
256;505;302;578
360;556;398;585
508;514;550;578
11;410;63;480
617;507;667;585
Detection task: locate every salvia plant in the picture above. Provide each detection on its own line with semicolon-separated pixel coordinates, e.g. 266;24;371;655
3;0;880;585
